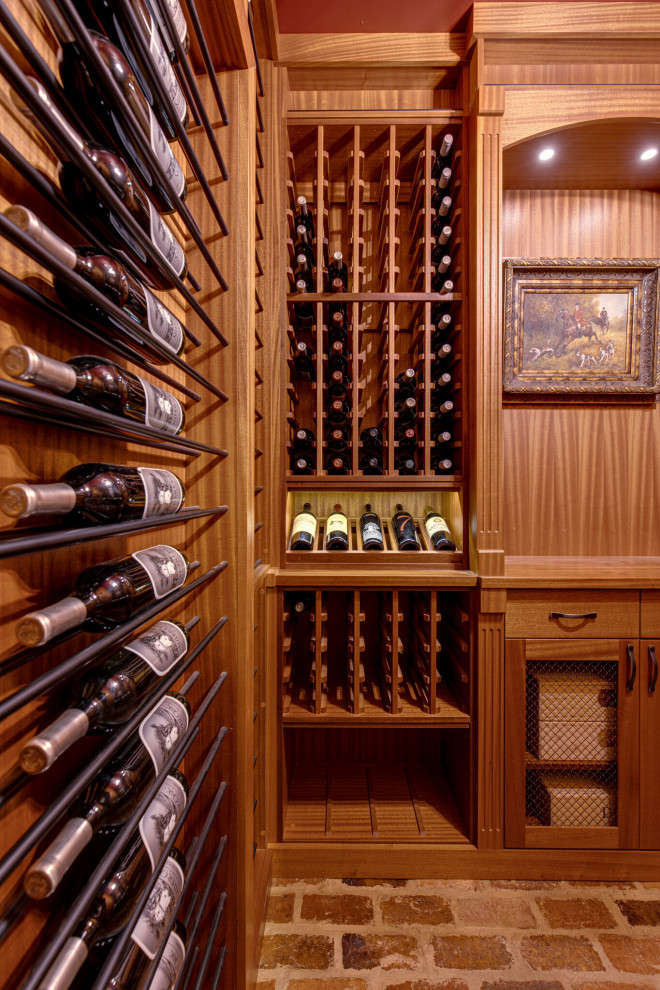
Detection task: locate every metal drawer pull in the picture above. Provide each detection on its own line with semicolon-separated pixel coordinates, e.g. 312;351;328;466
627;644;637;692
549;611;597;620
649;645;658;694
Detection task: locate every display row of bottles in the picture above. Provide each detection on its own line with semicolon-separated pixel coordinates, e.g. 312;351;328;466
289;502;457;553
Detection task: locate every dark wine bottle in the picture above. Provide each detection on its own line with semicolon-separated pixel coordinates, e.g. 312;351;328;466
5;206;185;360
358;454;382;475
328;309;348;346
431;243;452;269
327;399;349;428
39;837;185;990
432;454;454;474
327;428;348;454
107;918;187;990
327;341;348;377
432;370;453;393
431;192;452;216
24;707;189;898
2;346;185;435
392;504;420;551
293;341;316;380
431;132;453;179
360;504;383;551
395;368;417;398
291;454;315;475
395;426;416;451
76;0;189;141
15;544;189;646
434;341;452;361
394;455;416;475
327;370;349;400
431;218;452;242
285;591;314;616
294;195;314;237
295;233;315;267
13;79;187;290
294;279;315;328
431;426;452;445
395;395;417;426
20;621;191;773
292;427;315;450
325;503;349;551
359;426;382;451
326;453;350;474
328;250;348;290
424;506;457;550
431;273;454;294
45;2;186;213
432;397;454;416
431;307;452;330
1;463;184;526
289;502;316;551
296;253;314;289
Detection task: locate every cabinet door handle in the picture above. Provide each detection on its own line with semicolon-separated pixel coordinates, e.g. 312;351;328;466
549;611;597;620
649;645;658;695
627;644;637;692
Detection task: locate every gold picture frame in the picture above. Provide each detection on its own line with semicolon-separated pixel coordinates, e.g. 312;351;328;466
503;259;660;395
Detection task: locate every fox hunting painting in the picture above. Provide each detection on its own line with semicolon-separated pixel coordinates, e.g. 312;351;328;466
503;259;660;396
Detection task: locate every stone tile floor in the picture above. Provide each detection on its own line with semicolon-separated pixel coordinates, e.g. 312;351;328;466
257;878;660;989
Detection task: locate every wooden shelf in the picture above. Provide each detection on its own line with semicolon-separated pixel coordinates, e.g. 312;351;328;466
283;763;470;843
482;557;660;589
284;679;470;725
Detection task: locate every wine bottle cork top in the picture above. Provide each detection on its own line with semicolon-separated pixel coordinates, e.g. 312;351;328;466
0;484;31;517
16;598;88;646
2;344;34;378
333;251;343;262
20;709;90;774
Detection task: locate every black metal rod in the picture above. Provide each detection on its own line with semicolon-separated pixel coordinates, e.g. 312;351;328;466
0;379;227;456
183;889;200;928
141;785;227;988
19;667;227;990
174;834;227;990
90;722;228;990
247;0;264;98
0;562;227;722
52;0;230;293
0;397;198;459
256;95;264;134
150;0;229;178
0;505;228;561
209;945;228;990
191;892;227;990
181;0;229;126
0;266;201;400
180;946;201;990
115;0;229;238
174;59;202;127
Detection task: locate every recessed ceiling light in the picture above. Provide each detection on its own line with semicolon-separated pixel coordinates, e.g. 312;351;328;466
640;147;658;161
538;148;555;161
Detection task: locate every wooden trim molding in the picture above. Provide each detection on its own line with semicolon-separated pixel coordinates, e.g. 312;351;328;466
276;33;467;67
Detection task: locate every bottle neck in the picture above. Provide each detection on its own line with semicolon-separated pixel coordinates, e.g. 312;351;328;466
4;205;77;270
0;482;77;518
2;345;78;394
16;593;95;646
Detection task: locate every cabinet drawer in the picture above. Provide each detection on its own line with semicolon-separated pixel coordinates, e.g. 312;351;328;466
641;592;660;638
507;591;639;639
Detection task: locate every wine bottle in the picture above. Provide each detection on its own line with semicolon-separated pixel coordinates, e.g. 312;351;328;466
434;341;452;361
395;368;416;398
328;310;348;347
327;428;348;454
294;196;314;237
107;918;187;990
395;426;416;451
327;370;349;400
296;253;314;289
431;308;452;331
295;234;314;268
432;193;452;217
392;504;420;551
39;837;185;990
432;397;454;416
1;463;184;526
291;453;315;475
326;453;350;474
359;427;382;451
424;506;457;550
25;719;188;898
431;245;452;270
360;504;383;551
76;0;189;140
395;395;417;426
394;455;416;475
329;274;345;294
293;341;316;381
432;132;453;179
432;370;453;393
328;250;348;290
152;0;191;60
5;206;185;360
292;427;314;450
325;503;349;551
435;165;452;189
432;454;454;474
358;454;382;475
285;591;314;616
327;399;349;428
328;341;348;377
20;621;191;773
294;279;315;328
431;426;452;445
12;79;187;290
432;275;454;295
431;219;452;242
289;502;316;551
2;346;185;436
45;2;186;213
15;544;189;646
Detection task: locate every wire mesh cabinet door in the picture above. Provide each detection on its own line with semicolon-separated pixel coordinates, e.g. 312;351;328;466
504;639;639;849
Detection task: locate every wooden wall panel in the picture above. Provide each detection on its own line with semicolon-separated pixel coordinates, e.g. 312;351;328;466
502;189;660;558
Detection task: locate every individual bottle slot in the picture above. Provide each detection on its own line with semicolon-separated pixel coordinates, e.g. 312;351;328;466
2;346;185;436
293;341;316;381
294;195;314;238
327;370;350;401
394;368;417;399
291;427;315;451
358;454;382;476
431;249;453;273
289;502;317;551
394;396;417;427
15;544;190;646
394;426;417;451
431;397;455;416
394;454;417;475
293;279;315;329
432;192;452;216
359;504;384;551
431;273;454;294
327;399;349;428
325;452;350;475
328;250;348;290
1;463;185;526
328;309;349;347
327;427;349;454
391;504;420;551
325;503;349;550
431;454;454;474
295;253;314;289
295;225;315;266
431;219;452;242
359;427;382;451
327;341;349;377
424;506;457;550
285;591;315;617
291;453;315;475
431;132;454;179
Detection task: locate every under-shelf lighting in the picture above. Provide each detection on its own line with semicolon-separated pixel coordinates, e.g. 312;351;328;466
640;147;658;161
538;148;555;161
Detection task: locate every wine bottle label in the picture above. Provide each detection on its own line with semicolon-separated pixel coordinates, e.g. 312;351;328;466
131;854;185;957
361;521;382;543
126;619;188;675
168;0;188;45
393;514;420;547
327;512;348;534
138;377;183;435
139;772;188;869
148;106;186;199
292;512;317;540
425;515;450;537
139;696;189;775
148;202;186;277
132;545;188;598
137;467;184;518
148;927;186;990
148;13;187;123
144;290;184;356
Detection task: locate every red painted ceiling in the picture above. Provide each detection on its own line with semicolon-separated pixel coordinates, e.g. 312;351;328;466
276;0;627;34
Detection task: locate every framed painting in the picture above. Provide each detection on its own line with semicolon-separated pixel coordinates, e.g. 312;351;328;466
503;259;659;395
